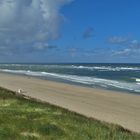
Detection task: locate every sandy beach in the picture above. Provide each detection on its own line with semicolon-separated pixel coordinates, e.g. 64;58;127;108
0;72;140;133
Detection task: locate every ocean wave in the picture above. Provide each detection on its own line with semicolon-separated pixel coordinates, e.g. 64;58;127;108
39;65;140;71
0;69;140;93
70;65;140;71
0;64;140;71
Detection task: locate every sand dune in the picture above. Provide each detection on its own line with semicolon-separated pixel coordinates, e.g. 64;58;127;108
0;72;140;133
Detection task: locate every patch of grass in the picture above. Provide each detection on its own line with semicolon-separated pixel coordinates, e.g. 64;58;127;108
0;87;140;140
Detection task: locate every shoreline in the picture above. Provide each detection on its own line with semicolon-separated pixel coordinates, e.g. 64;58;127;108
0;72;140;133
1;71;139;96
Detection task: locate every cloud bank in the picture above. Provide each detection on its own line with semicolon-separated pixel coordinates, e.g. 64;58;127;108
108;36;140;57
0;0;73;54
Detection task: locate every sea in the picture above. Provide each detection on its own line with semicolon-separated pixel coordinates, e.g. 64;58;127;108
0;63;140;94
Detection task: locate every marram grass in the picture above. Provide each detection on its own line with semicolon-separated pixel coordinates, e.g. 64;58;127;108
0;87;140;140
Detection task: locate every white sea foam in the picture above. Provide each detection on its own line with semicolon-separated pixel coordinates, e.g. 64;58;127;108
136;78;140;82
0;69;140;93
70;65;140;71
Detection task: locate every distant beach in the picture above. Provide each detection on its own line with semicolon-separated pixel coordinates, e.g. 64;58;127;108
0;72;140;133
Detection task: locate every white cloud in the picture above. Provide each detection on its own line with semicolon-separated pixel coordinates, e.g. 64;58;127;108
0;0;73;54
112;40;140;57
108;36;128;45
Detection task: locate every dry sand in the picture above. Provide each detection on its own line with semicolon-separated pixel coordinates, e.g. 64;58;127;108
0;72;140;133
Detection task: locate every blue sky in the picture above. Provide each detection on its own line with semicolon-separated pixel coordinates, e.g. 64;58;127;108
0;0;140;63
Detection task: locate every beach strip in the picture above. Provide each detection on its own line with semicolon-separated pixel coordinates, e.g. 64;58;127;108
0;72;140;133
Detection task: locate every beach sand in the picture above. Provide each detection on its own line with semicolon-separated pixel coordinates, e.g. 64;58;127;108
0;72;140;133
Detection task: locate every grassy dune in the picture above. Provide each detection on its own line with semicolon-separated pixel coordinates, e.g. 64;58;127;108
0;87;140;140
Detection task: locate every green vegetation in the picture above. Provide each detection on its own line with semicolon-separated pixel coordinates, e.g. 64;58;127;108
0;87;140;140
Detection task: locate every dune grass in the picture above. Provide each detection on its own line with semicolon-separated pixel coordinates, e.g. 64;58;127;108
0;87;140;140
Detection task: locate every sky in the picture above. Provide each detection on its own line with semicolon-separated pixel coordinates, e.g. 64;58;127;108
0;0;140;63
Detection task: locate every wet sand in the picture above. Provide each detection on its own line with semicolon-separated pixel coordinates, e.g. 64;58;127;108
0;72;140;133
